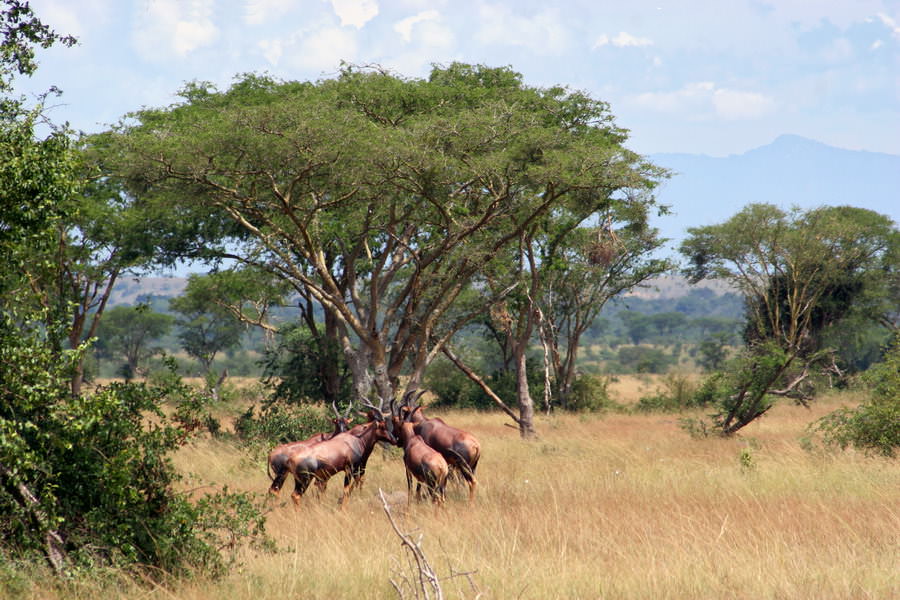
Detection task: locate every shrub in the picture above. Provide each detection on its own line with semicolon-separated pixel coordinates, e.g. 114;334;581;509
635;373;699;413
259;322;352;407
807;331;900;457
234;401;333;446
617;345;675;374
565;373;618;412
0;321;268;578
426;355;493;410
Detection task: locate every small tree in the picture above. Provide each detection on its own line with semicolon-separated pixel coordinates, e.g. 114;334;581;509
696;332;732;372
95;303;174;378
808;330;900;457
169;274;245;376
681;204;898;435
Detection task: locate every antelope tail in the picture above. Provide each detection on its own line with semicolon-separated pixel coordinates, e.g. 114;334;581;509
445;448;475;481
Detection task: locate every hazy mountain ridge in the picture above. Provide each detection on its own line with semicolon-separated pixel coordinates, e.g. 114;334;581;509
109;274;732;307
649;134;900;251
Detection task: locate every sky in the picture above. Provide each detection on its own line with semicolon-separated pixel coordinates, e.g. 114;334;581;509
16;0;900;158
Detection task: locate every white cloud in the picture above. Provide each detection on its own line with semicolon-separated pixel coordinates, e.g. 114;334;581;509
133;0;218;60
870;39;884;50
875;13;900;38
34;0;88;38
635;82;715;113
286;26;359;71
712;89;776;119
258;37;284;65
594;31;654;48
634;82;775;120
244;0;298;26
476;4;568;55
394;10;440;42
330;0;379;29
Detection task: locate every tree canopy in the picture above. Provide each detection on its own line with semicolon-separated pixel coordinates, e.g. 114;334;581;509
100;64;668;427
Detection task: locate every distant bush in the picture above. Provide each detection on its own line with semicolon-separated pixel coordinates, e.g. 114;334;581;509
564;373;619;412
426;355;494;410
806;332;900;457
616;345;676;374
635;373;700;413
234;401;333;446
259;322;352;407
427;354;545;411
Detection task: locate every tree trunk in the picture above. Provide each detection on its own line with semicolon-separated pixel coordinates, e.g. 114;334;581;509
513;344;536;439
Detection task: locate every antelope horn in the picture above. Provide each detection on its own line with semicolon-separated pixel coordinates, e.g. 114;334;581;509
360;398;384;421
331;399;341;419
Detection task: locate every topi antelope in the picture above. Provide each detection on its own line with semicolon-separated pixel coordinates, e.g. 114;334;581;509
393;418;449;506
266;416;350;497
266;400;353;498
398;391;481;502
285;409;396;509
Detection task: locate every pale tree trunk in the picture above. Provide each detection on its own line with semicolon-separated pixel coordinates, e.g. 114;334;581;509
513;344;536;438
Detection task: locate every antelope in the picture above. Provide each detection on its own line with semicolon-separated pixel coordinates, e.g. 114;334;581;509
267;416;350;497
393;418;449;506
285;410;396;509
399;392;481;502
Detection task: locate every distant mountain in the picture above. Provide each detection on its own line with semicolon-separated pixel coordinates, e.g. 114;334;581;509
648;134;900;253
108;276;187;306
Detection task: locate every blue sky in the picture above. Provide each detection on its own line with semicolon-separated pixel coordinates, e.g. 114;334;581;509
17;0;900;157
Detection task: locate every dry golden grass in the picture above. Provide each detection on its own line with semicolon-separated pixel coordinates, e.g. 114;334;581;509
22;393;900;599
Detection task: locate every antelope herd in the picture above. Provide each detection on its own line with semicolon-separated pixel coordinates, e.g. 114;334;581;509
267;392;480;508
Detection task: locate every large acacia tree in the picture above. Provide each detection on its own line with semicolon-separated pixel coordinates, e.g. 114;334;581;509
102;64;665;436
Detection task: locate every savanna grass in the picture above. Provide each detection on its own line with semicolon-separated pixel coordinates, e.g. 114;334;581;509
14;391;899;599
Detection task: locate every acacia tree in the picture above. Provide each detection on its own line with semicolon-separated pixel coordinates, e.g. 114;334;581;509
541;217;671;409
681;204;898;435
95;303;174;378
103;64;666;436
169;274;245;377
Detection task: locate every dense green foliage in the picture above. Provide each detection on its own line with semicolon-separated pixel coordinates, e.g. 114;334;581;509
260;321;352;407
808;331;900;457
681;204;899;435
1;2;268;581
0;315;267;577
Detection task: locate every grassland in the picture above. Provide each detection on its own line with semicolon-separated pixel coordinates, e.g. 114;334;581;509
19;380;900;599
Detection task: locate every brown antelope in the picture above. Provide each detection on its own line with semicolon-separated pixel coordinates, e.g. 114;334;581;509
399;392;481;502
285;411;396;509
393;419;449;506
266;416;351;497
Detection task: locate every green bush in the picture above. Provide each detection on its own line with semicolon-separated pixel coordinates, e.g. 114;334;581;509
807;331;900;457
617;345;676;374
259;322;352;406
234;401;333;446
427;354;545;411
426;355;493;410
565;373;618;412
635;373;699;413
0;319;269;578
